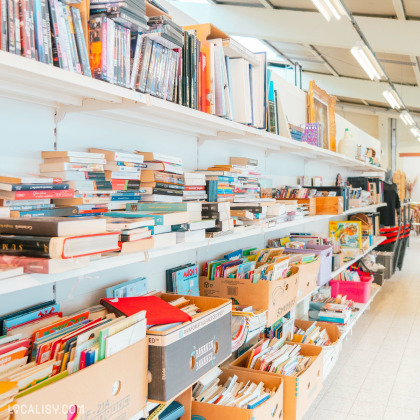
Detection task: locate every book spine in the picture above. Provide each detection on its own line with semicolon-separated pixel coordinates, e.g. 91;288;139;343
48;0;63;68
1;0;8;51
0;235;52;257
13;0;20;54
11;207;78;217
129;33;142;89
64;5;81;74
41;0;51;63
71;7;91;76
7;183;68;191
33;0;44;61
8;189;74;199
137;37;152;92
8;0;15;54
58;3;74;72
18;0;29;58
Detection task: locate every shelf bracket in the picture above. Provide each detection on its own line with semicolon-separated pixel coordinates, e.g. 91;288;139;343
53;105;67;150
197;136;210;147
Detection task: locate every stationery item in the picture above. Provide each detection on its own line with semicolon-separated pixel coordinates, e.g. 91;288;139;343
100;297;192;326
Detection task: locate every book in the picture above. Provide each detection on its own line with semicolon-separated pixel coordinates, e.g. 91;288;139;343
89;148;145;164
127;202;201;213
119;237;154;253
106;277;147;298
0;175;62;185
0;266;23;280
0;217;106;236
0;183;70;192
0;232;120;258
10;207;79;218
166;264;199;295
140;194;182;203
105;217;155;231
142;162;183;175
105;211;189;226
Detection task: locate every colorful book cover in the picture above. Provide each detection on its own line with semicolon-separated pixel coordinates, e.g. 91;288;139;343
329;221;362;248
172;265;199;296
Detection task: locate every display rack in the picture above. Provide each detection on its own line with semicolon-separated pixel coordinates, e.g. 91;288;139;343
0;51;385;172
0;204;387;296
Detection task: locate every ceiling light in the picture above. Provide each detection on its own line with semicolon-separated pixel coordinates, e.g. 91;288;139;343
350;42;385;81
400;111;415;126
383;89;403;109
410;126;420;137
311;0;348;21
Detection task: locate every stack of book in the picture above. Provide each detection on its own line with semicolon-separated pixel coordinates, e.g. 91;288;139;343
0;1;91;76
183;173;207;201
318;302;353;325
230;202;287;227
135;151;184;203
201;202;234;236
105;217;154;248
293;322;330;346
143;15;184;48
90;148;144;211
232;305;267;351
245;339;315;376
0;217;119;259
40;151;110;217
0;174;74;218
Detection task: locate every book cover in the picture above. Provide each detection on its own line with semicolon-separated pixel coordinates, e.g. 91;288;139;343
329;221;362;248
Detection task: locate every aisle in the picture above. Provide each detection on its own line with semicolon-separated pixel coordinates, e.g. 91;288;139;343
304;236;420;420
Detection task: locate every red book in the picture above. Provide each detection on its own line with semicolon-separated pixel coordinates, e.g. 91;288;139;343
79;349;88;370
100;296;192;326
0;189;74;200
184;186;205;191
200;52;207;112
0;339;31;356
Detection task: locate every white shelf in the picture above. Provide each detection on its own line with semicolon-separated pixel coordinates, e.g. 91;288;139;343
0;204;388;296
340;283;382;341
330;236;387;279
0;51;386;172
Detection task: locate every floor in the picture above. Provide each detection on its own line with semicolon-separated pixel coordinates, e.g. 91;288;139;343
303;236;420;420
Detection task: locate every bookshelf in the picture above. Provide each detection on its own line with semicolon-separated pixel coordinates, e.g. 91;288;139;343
0;50;385;172
0;204;387;297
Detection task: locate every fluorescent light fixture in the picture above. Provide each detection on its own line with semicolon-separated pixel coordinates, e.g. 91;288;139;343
383;89;403;110
400;111;415;126
410;127;420;137
350;42;385;81
311;0;348;21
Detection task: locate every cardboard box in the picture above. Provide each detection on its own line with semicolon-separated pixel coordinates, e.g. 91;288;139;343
147;293;232;403
192;368;283;420
175;387;192;420
292;320;341;381
229;342;323;420
294;257;321;301
13;339;148;420
315;197;343;215
199;266;299;327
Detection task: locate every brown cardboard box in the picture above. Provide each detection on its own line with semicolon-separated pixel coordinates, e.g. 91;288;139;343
229;342;323;420
293;257;321;301
199;266;299;327
315;197;343;215
292;320;341;381
175;387;192;420
13;339;148;420
192;368;283;420
147;293;232;403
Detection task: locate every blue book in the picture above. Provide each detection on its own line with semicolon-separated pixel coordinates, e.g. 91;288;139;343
106;277;147;298
167;264;199;296
127;203;194;212
85;349;96;367
224;249;243;261
159;402;184;420
3;303;60;333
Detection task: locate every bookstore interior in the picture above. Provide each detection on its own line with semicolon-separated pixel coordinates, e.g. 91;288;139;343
1;0;420;419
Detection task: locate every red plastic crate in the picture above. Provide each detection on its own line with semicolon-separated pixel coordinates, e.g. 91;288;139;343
330;275;373;303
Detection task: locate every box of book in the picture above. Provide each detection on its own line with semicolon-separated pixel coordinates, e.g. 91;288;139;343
191;368;283;420
229;341;323;420
147;293;232;403
292;320;341;380
279;198;316;216
199;266;299;327
293;256;321;301
315;196;343;215
13;339;148;420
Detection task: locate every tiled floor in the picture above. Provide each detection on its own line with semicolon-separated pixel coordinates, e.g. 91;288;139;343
303;236;420;420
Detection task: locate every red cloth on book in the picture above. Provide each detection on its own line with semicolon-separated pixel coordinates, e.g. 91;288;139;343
100;296;192;325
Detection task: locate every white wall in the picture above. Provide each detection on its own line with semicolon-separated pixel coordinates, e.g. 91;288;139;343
0;75;375;317
336;110;379;140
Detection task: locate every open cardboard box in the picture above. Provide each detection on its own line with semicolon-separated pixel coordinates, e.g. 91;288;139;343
147;293;232;403
289;257;321;301
192;368;284;420
12;339;148;420
199;266;299;327
229;341;323;420
292;320;341;381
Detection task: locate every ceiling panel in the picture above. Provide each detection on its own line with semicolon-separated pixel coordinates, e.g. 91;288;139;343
336;96;366;105
267;0;396;17
403;0;420;18
376;52;417;85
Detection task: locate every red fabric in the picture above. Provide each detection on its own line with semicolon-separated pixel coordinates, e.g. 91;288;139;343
100;296;192;325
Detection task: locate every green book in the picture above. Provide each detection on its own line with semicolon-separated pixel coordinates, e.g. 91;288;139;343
15;371;68;398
